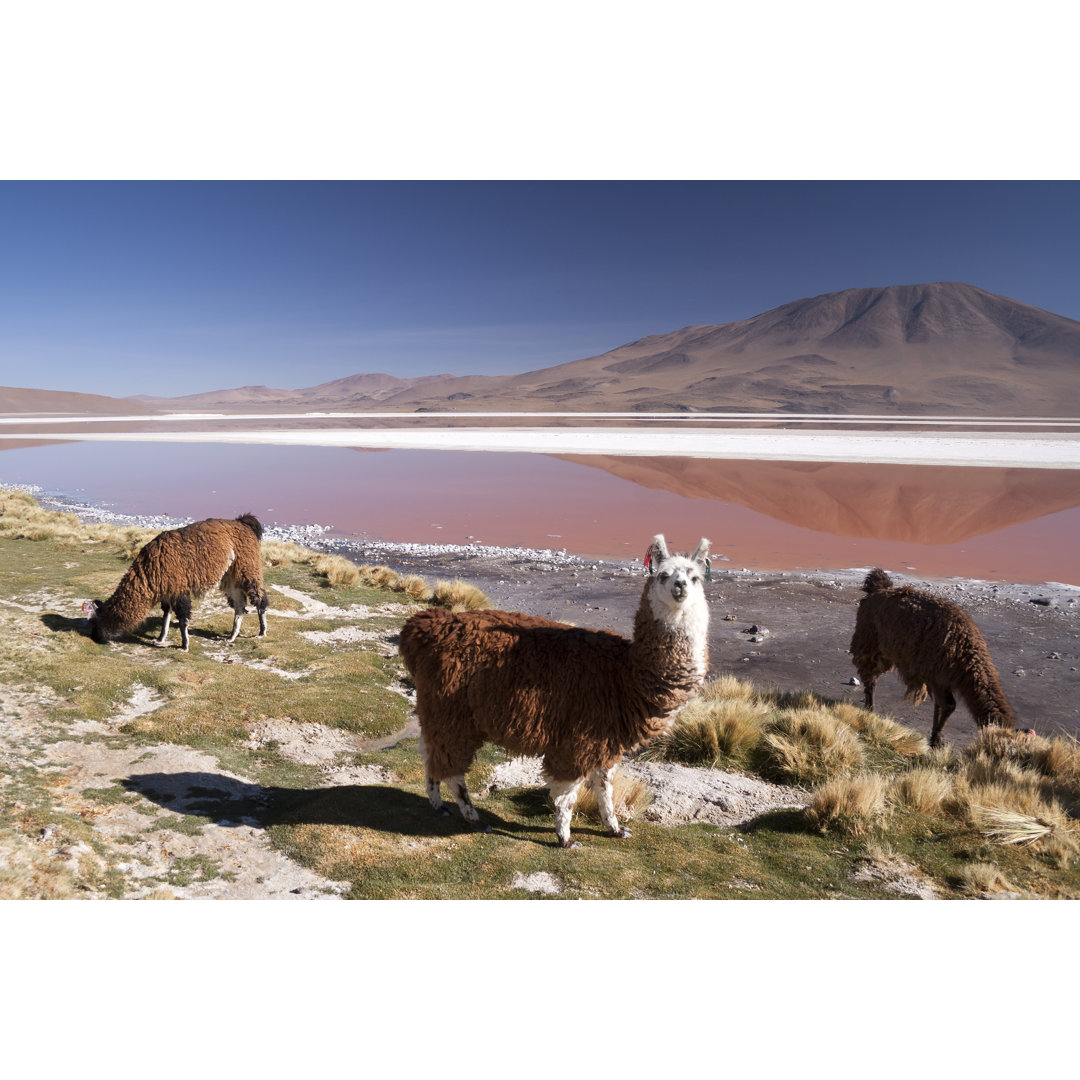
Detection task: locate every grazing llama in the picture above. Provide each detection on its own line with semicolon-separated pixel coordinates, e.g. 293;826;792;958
86;513;269;651
398;534;711;846
850;567;1015;747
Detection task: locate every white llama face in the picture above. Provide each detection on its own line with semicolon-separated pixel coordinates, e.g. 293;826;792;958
646;534;710;623
652;555;706;611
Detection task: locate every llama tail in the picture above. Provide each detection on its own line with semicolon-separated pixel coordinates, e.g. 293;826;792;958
236;513;263;540
861;567;894;594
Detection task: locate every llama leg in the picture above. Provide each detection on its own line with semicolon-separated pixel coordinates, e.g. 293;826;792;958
446;774;491;833
591;765;631;839
174;595;193;652
225;586;246;642
156;603;172;646
548;777;584;848
861;674;877;712
929;690;956;748
418;732;451;817
254;589;269;638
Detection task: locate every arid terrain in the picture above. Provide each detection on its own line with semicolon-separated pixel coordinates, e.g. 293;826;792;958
127;282;1080;416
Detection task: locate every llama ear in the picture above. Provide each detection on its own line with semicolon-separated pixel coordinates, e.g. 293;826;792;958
691;538;710;564
650;534;669;567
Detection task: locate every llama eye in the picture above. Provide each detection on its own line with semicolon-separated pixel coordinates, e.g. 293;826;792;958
659;572;671;581
691;575;701;584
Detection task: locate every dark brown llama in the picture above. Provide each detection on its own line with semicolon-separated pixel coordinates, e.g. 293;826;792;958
849;567;1015;747
86;513;269;651
398;534;711;847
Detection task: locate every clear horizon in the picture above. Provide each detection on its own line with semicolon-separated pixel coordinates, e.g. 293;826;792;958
2;180;1078;399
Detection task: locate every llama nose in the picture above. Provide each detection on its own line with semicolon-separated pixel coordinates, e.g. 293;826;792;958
672;582;687;600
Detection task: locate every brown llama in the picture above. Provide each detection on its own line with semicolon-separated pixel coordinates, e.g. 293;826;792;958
398;534;711;847
86;513;269;651
849;567;1015;747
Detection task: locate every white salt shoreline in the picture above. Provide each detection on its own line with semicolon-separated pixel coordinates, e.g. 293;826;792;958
2;424;1080;468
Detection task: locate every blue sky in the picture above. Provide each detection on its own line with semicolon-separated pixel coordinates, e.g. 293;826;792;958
2;180;1078;399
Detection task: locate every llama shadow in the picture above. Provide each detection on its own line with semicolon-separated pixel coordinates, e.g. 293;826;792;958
501;786;645;845
737;807;814;835
42;611;162;645
41;612;89;635
122;771;553;842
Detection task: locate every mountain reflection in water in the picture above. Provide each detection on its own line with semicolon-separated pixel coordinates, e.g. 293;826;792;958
556;455;1080;546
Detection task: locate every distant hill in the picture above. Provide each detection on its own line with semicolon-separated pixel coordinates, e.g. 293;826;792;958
132;372;454;411
1;385;157;416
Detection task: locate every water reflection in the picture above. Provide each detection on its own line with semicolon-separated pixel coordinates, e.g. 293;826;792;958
1;440;1077;584
557;455;1080;545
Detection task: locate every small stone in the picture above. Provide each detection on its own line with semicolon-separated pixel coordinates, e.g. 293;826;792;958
848;676;861;687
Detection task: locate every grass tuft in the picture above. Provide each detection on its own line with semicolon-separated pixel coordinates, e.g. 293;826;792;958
312;554;361;587
757;707;866;787
804;773;887;836
955;861;1017;897
431;578;492;611
891;766;953;814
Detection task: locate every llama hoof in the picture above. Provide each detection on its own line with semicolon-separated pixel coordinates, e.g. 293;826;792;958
611;827;632;839
153;639;168;648
471;821;492;834
557;838;581;849
433;807;452;818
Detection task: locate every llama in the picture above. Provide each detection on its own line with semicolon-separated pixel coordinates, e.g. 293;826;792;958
849;567;1016;748
86;513;269;651
398;534;711;847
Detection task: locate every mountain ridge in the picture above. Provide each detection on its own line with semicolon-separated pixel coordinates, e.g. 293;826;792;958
5;283;1078;416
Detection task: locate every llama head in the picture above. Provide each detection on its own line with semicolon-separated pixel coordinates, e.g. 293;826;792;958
646;534;711;623
83;599;108;644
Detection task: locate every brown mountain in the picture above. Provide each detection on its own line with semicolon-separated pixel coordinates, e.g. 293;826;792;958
132;372;453;411
134;282;1080;416
375;282;1079;415
1;385;158;416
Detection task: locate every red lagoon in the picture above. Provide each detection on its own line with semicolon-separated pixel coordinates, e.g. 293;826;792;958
1;441;1078;585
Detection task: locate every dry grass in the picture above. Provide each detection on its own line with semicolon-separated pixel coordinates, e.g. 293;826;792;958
358;564;400;589
642;696;769;767
261;539;312;567
805;773;887;836
758;707;867;787
431;578;492;612
312;554;361;587
891;766;953;814
643;675;924;787
956;861;1017;896
575;770;653;824
0;492;158;552
0;832;80;899
834;702;928;756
